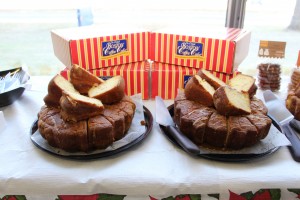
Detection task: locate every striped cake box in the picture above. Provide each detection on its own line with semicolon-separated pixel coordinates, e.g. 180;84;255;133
150;27;251;74
151;62;239;100
60;61;151;100
52;25;150;71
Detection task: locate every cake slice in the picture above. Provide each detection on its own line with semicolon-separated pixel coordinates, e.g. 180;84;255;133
102;106;126;140
70;64;104;94
250;96;268;115
226;116;258;149
174;98;203;127
43;74;79;107
213;85;251;116
228;74;257;98
295;84;300;98
184;75;215;106
197;69;226;90
38;105;89;152
205;111;228;148
60;91;104;122
286;93;300;120
191;107;214;145
246;114;272;140
88;115;114;150
88;75;125;104
179;105;206;139
105;100;135;132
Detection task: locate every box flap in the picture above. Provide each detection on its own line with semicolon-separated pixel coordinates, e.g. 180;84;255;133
52;25;148;40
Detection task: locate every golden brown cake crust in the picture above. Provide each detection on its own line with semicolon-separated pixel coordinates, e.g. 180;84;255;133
246;114;272;140
205;111;228;148
88;115;114;150
174;99;203;127
286;92;300;120
38;106;89;152
59;91;104;122
228;74;258;98
250;96;268;115
197;69;226;90
184;75;214;106
213;86;251;116
226;116;258;149
88;75;125;104
43;74;78;108
189;107;214;145
70;64;104;94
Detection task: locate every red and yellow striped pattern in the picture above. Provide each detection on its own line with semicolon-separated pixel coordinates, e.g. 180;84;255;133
150;28;246;74
60;61;150;99
151;62;239;99
69;32;150;70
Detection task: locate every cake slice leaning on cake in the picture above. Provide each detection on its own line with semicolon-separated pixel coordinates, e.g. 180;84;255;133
197;69;226;90
228;74;257;98
88;75;125;104
184;75;215;106
43;74;79;107
213;85;251;116
60;91;104;122
69;64;105;94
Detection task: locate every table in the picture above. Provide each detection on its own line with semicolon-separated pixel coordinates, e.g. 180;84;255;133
0;76;300;200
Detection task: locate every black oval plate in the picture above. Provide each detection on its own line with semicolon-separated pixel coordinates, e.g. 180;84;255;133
0;67;22;77
159;104;280;162
0;87;26;107
30;106;153;160
0;67;28;107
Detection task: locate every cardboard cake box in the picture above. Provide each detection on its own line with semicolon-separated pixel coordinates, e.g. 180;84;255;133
52;25;150;71
151;62;240;100
60;61;150;100
150;26;251;74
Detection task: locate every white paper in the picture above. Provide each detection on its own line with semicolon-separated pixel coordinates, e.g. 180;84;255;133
0;111;7;133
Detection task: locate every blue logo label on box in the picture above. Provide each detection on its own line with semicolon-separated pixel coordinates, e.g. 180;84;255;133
99;76;112;81
183;75;193;88
102;39;129;59
176;41;205;61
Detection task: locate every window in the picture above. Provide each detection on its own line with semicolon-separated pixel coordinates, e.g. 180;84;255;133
240;0;299;76
0;0;299;76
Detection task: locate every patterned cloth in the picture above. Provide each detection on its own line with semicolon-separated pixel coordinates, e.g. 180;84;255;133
2;189;300;200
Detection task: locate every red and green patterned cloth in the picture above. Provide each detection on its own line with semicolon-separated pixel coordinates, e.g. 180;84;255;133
2;189;300;200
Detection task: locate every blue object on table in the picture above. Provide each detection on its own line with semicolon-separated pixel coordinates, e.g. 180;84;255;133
77;7;94;26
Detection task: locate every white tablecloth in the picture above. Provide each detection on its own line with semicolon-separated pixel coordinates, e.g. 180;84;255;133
0;76;300;200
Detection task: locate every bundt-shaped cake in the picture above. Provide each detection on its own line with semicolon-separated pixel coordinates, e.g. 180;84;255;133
288;68;300;92
286;85;300;121
174;70;272;150
38;67;136;152
286;68;300;120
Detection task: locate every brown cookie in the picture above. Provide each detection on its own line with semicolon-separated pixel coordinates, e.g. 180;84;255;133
258;63;281;73
258;75;281;82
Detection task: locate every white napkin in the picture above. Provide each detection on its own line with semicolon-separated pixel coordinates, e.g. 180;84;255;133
0;111;7;132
